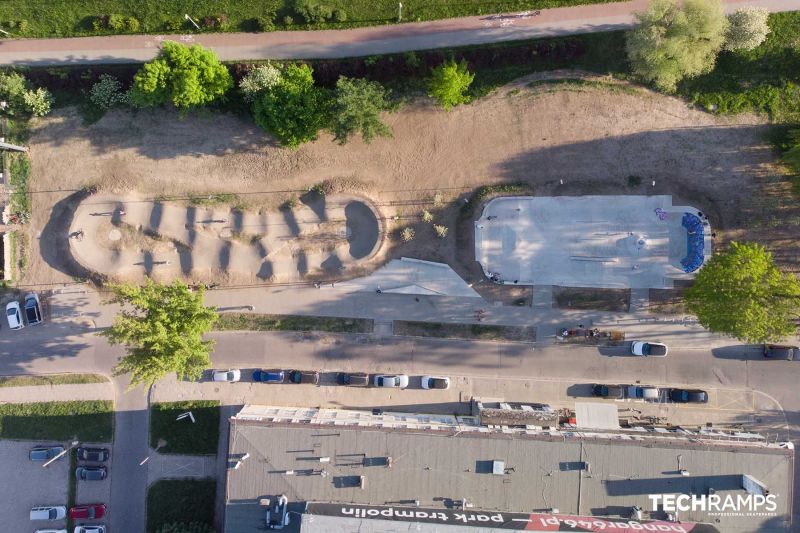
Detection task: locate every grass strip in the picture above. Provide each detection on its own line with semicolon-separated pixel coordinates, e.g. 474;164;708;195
146;479;216;533
215;312;373;333
0;400;113;442
0;374;108;387
394;320;536;342
150;401;220;455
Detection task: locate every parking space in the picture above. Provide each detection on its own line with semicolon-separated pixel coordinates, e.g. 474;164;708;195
75;443;112;527
0;440;69;532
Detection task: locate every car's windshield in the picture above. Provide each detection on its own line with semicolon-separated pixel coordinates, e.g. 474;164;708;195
642;343;651;355
6;308;15;317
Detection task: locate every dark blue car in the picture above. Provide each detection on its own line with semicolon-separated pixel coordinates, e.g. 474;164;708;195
253;370;285;383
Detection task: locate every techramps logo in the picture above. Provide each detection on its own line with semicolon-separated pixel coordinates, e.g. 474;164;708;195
649;493;779;518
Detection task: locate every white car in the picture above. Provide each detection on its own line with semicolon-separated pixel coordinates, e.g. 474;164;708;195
373;374;409;389
30;506;67;520
631;341;668;357
74;527;106;533
36;530;67;533
421;376;450;390
212;369;241;382
6;300;24;330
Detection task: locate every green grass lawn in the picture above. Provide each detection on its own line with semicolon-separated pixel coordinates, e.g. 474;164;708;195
0;0;625;38
0;374;108;387
146;479;216;533
215;312;373;333
150;401;220;455
0;401;113;442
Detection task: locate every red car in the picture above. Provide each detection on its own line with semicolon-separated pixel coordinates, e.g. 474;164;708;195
69;503;106;520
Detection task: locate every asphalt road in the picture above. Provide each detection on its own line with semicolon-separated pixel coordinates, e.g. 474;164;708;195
0;0;794;65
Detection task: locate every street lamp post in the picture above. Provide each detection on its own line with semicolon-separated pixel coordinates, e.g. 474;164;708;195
184;14;201;31
43;440;79;468
398;2;403;23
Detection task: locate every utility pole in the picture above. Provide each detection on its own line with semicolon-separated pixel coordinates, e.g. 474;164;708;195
398;2;403;23
43;440;79;468
184;14;201;31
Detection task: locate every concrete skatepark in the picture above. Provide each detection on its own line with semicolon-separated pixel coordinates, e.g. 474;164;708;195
475;195;712;289
66;193;382;283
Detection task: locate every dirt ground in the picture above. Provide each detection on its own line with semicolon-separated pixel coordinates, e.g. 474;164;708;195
21;71;782;290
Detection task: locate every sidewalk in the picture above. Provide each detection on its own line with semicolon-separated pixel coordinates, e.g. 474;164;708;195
0;0;793;65
202;283;738;349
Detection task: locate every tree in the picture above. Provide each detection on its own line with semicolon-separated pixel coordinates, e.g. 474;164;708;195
332;77;391;144
130;41;233;109
239;64;282;103
253;64;330;147
725;7;770;51
626;0;728;92
22;87;53;116
685;242;800;343
100;280;218;388
0;72;54;117
428;59;474;110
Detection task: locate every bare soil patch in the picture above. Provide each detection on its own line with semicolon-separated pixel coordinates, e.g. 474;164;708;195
553;287;631;312
394;320;537;343
22;72;778;289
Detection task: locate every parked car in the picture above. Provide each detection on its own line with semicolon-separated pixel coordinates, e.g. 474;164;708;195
421;376;450;390
212;369;241;383
591;384;625;399
6;300;24;330
265;494;289;530
669;388;709;403
69;504;106;520
627;385;659;401
76;447;109;462
35;529;67;533
253;370;285;383
374;374;409;389
631;341;668;357
73;527;106;533
30;506;67;520
24;292;43;325
29;445;65;461
763;344;799;361
76;466;107;481
337;372;369;387
288;370;320;385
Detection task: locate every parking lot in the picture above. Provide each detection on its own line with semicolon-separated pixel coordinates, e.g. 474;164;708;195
0;440;69;532
75;442;112;523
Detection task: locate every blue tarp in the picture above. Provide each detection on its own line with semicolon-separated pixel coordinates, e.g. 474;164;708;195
680;213;704;272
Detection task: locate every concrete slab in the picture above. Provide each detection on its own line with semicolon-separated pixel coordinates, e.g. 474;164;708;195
337;257;481;298
474;196;712;289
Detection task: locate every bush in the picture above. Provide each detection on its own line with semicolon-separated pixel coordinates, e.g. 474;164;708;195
429;59;475;110
107;14;126;31
164;19;186;31
401;227;415;241
201;15;229;30
283;15;295;26
434;224;449;238
725;7;770;51
422;210;433;222
256;16;275;32
89;74;129;109
11;20;28;34
22;87;53;116
293;0;335;24
239;64;282;102
333;9;347;22
125;17;140;32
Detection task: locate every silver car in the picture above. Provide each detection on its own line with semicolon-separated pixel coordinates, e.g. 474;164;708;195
29;445;65;461
373;374;409;389
6;301;24;330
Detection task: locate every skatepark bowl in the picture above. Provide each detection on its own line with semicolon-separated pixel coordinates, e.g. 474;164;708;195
474;195;712;289
66;194;382;283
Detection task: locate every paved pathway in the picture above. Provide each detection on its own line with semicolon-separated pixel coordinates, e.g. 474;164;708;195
0;0;794;65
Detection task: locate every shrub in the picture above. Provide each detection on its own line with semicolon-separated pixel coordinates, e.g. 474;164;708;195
293;0;334;24
429;59;475;110
422;210;433;222
164;19;186;31
202;15;229;30
23;88;53;116
725;7;770;51
333;9;348;22
125;17;140;32
90;74;129;109
432;191;444;206
401;227;415;242
239;64;282;103
283;15;295;26
12;20;28;34
107;14;126;31
256;16;275;32
434;224;449;238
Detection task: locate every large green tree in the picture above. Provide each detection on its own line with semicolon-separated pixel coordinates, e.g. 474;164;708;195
100;280;218;388
626;0;728;92
130;41;232;109
685;242;800;343
332;76;391;144
253;63;330;147
428;59;474;110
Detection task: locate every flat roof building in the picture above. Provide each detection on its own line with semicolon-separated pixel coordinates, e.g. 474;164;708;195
224;406;793;533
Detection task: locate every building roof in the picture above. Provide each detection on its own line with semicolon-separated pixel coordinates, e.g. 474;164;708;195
224;408;793;533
